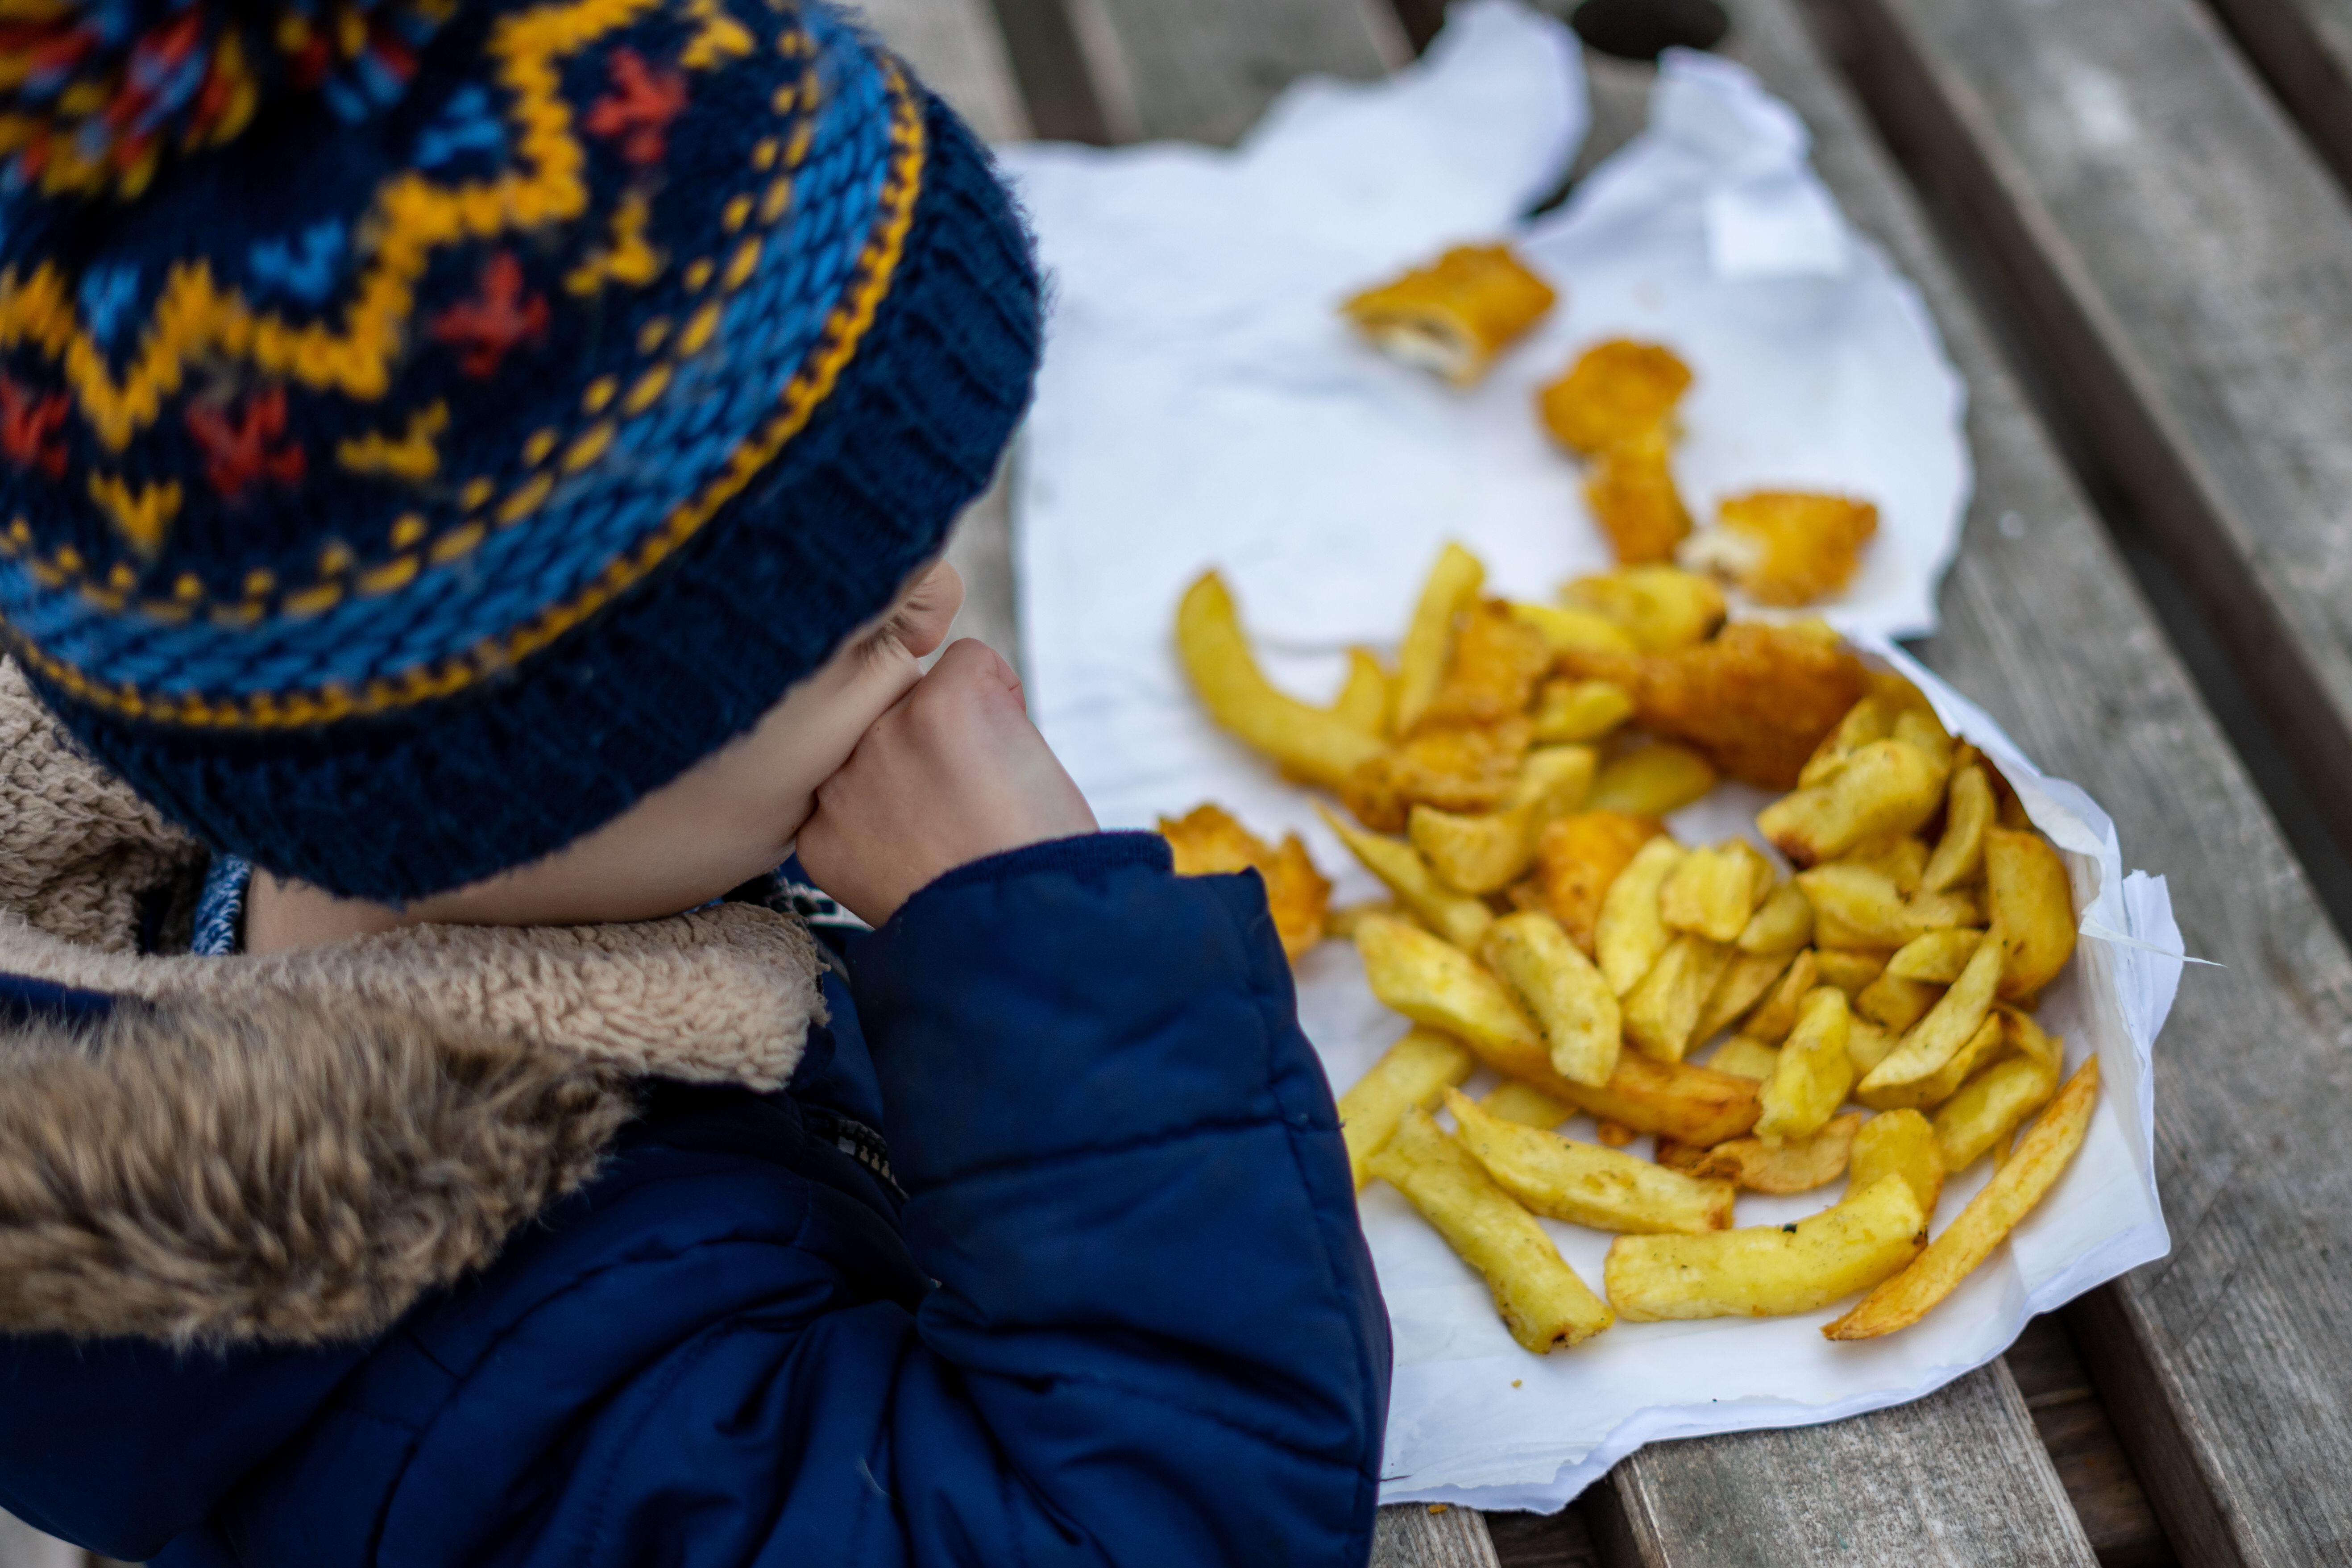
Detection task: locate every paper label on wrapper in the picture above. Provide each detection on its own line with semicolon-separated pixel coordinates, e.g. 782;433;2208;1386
1004;1;2174;1514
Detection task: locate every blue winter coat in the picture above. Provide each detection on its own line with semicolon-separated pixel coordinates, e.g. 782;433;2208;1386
0;834;1390;1565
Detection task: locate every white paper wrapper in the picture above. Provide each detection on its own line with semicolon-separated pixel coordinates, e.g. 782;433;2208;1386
1002;1;2178;1513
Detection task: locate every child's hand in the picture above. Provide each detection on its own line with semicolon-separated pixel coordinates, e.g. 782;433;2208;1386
796;639;1097;925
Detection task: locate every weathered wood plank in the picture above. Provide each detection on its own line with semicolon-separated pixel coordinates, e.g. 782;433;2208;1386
1374;1503;1505;1568
2202;0;2352;196
1798;0;2352;1562
1061;0;1408;146
2005;1315;2175;1568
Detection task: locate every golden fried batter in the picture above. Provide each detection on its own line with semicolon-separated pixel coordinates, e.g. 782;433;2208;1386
1341;716;1534;832
1159;803;1332;960
1420;600;1556;729
1532;809;1665;955
1537;339;1694;456
1583;427;1692;565
1343;245;1558;387
1560;622;1870;789
1682;491;1879;606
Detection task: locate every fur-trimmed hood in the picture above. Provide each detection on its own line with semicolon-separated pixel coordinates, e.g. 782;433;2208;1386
0;661;828;1347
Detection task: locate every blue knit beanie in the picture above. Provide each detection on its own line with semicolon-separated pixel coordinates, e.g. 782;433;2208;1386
0;0;1040;901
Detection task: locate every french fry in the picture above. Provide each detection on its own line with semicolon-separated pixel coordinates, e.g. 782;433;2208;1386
1337;1028;1477;1190
1545;1052;1763;1145
1758;986;1855;1140
1509;602;1639;657
1533;810;1666;956
1758;738;1948;865
1839;833;1929;896
1857;934;2004;1098
1799;694;1896;788
1531;677;1638;743
1985;826;2078;1000
1372;1109;1614;1351
1856;973;1942;1033
1482;910;1622;1087
1741;950;1819;1044
1483;1079;1576;1128
1857;1013;2003;1112
1659;1109;1861;1194
1355;914;1541;1062
1705;1036;1783;1081
1563;566;1726;653
2000;1003;2063;1074
1587;744;1717;817
1693;950;1794;1045
1846;1017;1897;1075
1826;1060;2099;1340
1796;862;1980;949
1394;544;1487;737
1623;933;1736;1063
1177;572;1388;789
1814;948;1892;996
1661;841;1774;942
1935;1052;2060;1170
1324;901;1398;940
1604;1173;1927;1321
1513;745;1602;814
1322;808;1494;950
1597;834;1687;996
1447;1089;1734;1234
1331;648;1391;736
1885;928;1984;983
1408;748;1596;896
1738;883;1815;954
1849;1108;1944;1214
1922;763;1993;892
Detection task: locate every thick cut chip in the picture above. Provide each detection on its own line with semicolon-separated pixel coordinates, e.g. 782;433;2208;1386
1623;933;1736;1063
1935;1052;2060;1170
1705;1036;1783;1081
1483;1080;1576;1128
1561;622;1871;790
1758;986;1856;1140
1343;715;1534;832
1922;764;1995;892
1535;810;1665;955
1741;949;1820;1044
1659;1109;1861;1194
1531;677;1637;743
1158;804;1332;961
1846;1017;1898;1075
1344;245;1558;386
1838;833;1931;896
1322;809;1494;950
1849;1108;1944;1213
1985;826;2078;999
1797;861;1981;950
1544;1052;1763;1145
1372;1109;1614;1352
1588;744;1717;817
1856;973;1942;1034
1892;707;1954;771
1605;1173;1927;1321
1562;566;1726;653
1681;491;1879;607
1176;572;1388;790
1661;841;1775;942
1447;1089;1734;1234
1886;928;1985;983
2000;1004;2063;1073
1858;1013;2003;1112
1331;648;1392;736
1408;747;1596;895
1538;338;1694;456
1693;950;1795;1045
1336;1028;1477;1190
1355;914;1540;1061
1584;427;1693;565
1814;948;1892;996
1759;738;1950;865
1509;601;1639;656
1738;884;1815;954
1323;901;1397;940
1858;934;2005;1097
1597;835;1688;996
1826;1060;2099;1339
1800;694;1896;788
1393;543;1488;738
1424;601;1558;729
1482;910;1623;1087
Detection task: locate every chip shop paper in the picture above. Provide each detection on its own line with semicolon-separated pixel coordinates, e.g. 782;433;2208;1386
1004;3;2175;1513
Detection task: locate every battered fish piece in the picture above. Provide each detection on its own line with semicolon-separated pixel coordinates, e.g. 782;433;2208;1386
1159;803;1332;960
1422;601;1558;729
1682;491;1879;607
1560;622;1871;790
1538;339;1694;456
1532;809;1666;955
1343;716;1534;833
1584;427;1692;565
1344;245;1559;387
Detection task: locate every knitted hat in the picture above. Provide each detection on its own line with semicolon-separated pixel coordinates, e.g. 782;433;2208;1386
0;0;1040;901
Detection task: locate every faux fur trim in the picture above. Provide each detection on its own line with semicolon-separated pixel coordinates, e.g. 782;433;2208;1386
0;992;632;1345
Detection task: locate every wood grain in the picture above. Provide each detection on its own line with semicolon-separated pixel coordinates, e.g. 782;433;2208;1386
2201;0;2352;195
1062;0;1407;146
1797;0;2352;1562
1375;1504;1506;1568
2005;1315;2175;1568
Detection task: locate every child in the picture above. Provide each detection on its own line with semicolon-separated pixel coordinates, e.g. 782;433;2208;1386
0;0;1390;1561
